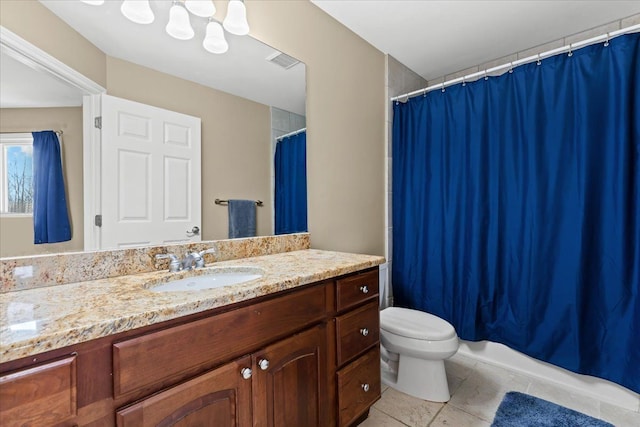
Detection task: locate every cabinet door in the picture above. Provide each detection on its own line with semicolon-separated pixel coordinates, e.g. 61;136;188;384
116;356;252;427
253;325;327;427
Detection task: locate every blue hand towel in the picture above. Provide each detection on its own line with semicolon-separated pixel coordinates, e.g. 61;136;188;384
228;199;256;238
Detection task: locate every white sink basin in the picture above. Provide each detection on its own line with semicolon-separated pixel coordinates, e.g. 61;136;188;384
150;267;263;292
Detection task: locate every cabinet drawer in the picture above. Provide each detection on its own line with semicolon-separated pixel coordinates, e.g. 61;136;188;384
336;301;380;366
0;356;77;427
113;283;328;398
336;269;378;312
337;348;381;427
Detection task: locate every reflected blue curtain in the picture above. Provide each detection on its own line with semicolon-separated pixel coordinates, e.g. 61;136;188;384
32;130;71;244
275;131;307;234
392;33;640;393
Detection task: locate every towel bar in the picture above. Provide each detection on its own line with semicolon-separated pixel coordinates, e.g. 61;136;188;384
215;199;263;206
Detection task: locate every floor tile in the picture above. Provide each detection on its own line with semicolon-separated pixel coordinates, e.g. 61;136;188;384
445;354;477;395
357;408;407;427
429;404;492;427
448;361;531;422
373;387;443;427
599;401;640;427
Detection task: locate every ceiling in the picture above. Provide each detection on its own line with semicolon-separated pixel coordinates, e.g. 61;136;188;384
311;0;640;81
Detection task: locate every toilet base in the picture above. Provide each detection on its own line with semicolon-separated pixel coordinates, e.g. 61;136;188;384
382;354;451;402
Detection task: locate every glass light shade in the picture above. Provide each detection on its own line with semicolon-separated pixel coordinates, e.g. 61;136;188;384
166;4;194;40
120;0;154;24
185;0;216;18
203;21;229;54
223;0;250;36
81;0;105;5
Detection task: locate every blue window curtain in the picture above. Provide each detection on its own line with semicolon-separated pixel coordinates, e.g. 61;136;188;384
32;130;71;244
274;131;308;235
392;33;640;393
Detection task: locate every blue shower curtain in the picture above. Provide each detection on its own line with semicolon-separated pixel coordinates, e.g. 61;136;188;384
32;130;71;244
392;33;640;393
274;131;307;234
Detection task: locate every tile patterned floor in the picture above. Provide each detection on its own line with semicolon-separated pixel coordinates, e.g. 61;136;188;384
359;354;640;427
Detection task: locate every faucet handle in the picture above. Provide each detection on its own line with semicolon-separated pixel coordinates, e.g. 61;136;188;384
155;253;181;272
197;247;217;268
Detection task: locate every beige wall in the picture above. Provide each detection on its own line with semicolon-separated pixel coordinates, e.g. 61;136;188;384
105;57;272;241
0;107;84;257
248;1;386;255
1;0;387;257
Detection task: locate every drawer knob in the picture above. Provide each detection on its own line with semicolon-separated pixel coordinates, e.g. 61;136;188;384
241;367;252;380
360;285;369;294
258;358;270;370
360;328;369;337
362;383;370;392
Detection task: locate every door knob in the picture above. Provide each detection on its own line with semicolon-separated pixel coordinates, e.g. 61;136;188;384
361;383;370;392
241;367;252;379
360;328;369;337
258;358;270;370
360;285;369;294
186;226;200;237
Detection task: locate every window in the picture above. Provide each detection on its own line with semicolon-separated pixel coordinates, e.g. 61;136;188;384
0;133;34;215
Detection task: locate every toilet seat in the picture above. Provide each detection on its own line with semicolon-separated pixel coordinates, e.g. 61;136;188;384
380;307;456;341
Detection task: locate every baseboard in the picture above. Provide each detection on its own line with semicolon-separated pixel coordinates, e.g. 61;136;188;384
458;339;640;412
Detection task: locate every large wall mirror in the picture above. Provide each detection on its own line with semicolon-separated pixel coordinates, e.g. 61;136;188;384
0;0;306;257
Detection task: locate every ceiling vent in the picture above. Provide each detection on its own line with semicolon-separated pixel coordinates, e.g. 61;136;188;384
266;51;300;70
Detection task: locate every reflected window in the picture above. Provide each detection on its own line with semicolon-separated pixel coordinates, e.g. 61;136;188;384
0;133;34;215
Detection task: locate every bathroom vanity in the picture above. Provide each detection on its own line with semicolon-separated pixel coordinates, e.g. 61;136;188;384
0;248;384;427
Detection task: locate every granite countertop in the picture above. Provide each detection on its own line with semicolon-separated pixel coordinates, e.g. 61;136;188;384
0;249;384;364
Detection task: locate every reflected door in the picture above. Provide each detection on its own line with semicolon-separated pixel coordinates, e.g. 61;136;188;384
100;94;201;249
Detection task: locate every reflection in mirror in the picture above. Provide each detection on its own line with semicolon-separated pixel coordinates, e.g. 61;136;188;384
0;0;305;257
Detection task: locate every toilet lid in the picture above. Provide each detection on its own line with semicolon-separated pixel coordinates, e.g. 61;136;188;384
380;307;456;340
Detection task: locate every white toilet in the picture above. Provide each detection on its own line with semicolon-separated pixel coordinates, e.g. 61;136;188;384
380;307;459;402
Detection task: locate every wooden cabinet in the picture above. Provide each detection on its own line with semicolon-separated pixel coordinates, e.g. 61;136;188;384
253;325;327;427
116;356;252;427
334;270;381;427
0;356;77;427
0;266;381;427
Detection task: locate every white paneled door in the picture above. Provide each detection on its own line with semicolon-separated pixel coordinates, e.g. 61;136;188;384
100;95;201;249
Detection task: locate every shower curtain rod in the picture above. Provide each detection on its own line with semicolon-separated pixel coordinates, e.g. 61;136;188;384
276;127;306;140
0;130;63;136
391;23;640;102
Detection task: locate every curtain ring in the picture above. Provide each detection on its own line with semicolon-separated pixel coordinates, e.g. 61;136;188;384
537;53;542;66
508;62;514;73
423;88;427;97
568;43;573;57
484;70;488;81
441;82;445;93
462;76;466;87
604;32;610;47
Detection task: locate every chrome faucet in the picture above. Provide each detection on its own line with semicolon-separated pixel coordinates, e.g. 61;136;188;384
155;253;181;272
155;247;217;272
195;247;217;268
181;252;201;271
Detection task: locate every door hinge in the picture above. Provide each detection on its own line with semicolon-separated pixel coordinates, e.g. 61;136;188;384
94;116;102;129
94;214;102;227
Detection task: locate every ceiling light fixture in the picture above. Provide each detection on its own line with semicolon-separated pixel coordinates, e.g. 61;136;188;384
185;0;216;18
166;1;195;40
81;0;249;54
203;20;229;54
120;0;155;25
223;0;250;36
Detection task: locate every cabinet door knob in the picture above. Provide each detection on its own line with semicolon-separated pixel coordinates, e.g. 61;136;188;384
258;358;270;370
362;383;370;392
360;285;369;294
360;328;369;337
241;367;252;379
